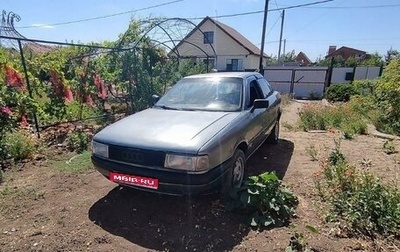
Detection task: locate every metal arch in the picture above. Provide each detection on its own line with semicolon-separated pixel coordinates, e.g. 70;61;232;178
148;39;179;57
132;17;217;59
148;39;212;60
137;21;178;57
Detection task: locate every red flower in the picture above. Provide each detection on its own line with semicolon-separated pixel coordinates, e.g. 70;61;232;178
85;95;94;107
50;70;74;102
64;87;74;103
3;65;25;91
20;113;28;127
50;70;64;96
1;106;12;116
94;74;107;99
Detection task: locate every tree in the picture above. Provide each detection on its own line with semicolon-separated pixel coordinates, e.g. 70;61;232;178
375;57;400;134
385;48;399;63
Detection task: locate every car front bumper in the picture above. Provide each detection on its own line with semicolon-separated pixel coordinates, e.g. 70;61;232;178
91;155;232;196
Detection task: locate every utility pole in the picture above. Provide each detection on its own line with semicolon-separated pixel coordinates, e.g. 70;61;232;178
283;39;286;57
277;9;285;64
258;0;269;75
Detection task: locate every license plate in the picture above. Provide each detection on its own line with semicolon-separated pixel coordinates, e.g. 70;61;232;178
109;172;159;189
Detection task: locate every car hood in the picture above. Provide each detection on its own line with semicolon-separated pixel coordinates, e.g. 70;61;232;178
94;108;239;153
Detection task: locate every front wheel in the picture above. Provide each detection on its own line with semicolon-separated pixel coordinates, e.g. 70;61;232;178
222;149;246;195
266;120;280;144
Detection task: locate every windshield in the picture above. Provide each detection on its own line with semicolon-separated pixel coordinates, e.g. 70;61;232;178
155;77;243;112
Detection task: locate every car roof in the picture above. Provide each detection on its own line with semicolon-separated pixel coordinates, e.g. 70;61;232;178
184;71;263;79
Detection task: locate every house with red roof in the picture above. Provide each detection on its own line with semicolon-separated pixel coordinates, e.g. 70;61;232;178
169;16;268;72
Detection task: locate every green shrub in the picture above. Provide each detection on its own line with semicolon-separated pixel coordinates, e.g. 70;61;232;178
66;129;91;153
298;103;367;136
1;131;37;161
314;144;400;237
225;172;298;229
383;140;398;155
374;58;400;135
298;104;329;131
352;79;378;95
325;84;358;102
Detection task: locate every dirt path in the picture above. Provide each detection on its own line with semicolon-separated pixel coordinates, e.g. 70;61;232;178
1;101;399;252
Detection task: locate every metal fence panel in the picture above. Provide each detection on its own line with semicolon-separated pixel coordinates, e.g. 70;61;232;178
292;68;327;99
331;67;354;84
354;66;381;80
264;68;292;94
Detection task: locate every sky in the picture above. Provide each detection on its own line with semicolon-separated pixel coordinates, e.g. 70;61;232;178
1;0;399;61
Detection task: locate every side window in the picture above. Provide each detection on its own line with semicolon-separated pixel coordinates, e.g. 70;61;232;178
247;79;263;108
257;78;272;98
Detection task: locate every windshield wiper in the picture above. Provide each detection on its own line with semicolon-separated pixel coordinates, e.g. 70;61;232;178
154;105;179;110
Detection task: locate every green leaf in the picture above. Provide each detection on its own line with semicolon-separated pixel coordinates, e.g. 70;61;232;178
259;172;278;182
259;215;274;227
250;214;259;227
305;225;318;234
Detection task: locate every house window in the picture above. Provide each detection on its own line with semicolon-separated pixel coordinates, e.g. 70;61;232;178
203;31;214;44
226;59;243;71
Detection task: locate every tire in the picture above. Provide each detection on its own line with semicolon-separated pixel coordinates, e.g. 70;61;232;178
222;149;246;196
266;120;280;144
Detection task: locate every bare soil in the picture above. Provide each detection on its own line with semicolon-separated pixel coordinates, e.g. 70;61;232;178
1;100;399;252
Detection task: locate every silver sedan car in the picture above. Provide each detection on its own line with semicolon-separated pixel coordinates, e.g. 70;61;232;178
91;72;281;195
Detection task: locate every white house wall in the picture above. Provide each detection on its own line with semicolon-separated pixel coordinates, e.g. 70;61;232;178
175;19;261;71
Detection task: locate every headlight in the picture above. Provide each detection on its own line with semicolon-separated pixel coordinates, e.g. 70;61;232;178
164;154;209;172
92;141;109;158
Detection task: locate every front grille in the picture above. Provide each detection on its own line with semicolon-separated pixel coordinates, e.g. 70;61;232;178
108;145;165;167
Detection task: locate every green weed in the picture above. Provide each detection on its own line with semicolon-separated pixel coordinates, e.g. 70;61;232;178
314;143;400;237
298;103;367;137
66;128;91;153
383;140;398;155
306;145;318;161
225;172;298;229
1;130;38;162
50;151;93;173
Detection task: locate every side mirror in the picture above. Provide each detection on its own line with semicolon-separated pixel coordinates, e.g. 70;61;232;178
151;94;160;105
251;99;269;112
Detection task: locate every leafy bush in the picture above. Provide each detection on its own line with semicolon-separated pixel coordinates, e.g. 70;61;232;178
383;140;398;155
1;131;38;161
298;104;329;131
374;58;400;135
225;172;298;229
325;84;358;102
314;145;400;237
298;103;367;137
352;79;378;95
66;128;91;153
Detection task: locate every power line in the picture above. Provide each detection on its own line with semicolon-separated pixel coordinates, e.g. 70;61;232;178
303;3;400;9
14;0;400;31
17;0;184;29
17;0;332;29
188;0;335;20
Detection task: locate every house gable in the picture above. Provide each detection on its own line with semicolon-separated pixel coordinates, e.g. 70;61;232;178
169;17;267;71
295;51;312;66
325;46;367;60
